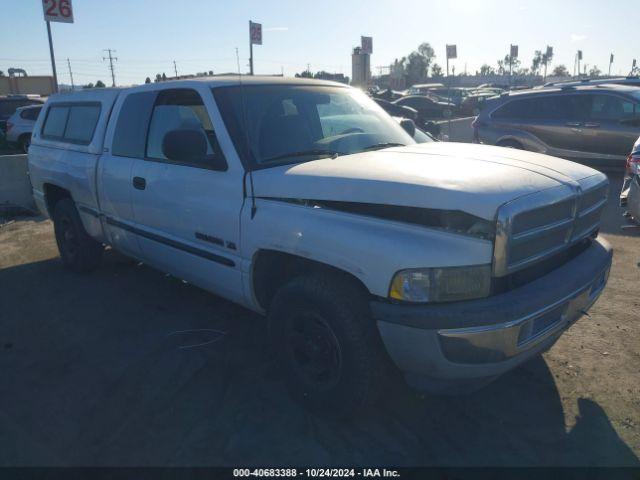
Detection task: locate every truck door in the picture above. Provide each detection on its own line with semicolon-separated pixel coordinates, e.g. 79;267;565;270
129;87;245;304
98;90;157;258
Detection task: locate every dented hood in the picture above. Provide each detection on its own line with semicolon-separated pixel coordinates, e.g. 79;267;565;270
251;142;600;220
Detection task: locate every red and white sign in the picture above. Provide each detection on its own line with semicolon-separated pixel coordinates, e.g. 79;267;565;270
42;0;74;23
250;21;262;45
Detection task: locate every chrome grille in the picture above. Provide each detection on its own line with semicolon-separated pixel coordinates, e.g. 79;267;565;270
494;174;608;277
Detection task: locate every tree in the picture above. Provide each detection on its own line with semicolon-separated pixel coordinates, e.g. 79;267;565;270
552;64;569;77
405;52;428;85
155;73;162;83
479;64;495;76
161;73;167;81
0;71;4;77
83;83;94;89
95;80;106;88
145;77;151;84
497;54;520;75
531;50;543;75
589;65;602;77
541;49;553;73
417;42;435;74
431;63;443;78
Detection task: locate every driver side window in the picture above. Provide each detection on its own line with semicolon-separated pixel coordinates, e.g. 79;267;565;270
145;89;225;169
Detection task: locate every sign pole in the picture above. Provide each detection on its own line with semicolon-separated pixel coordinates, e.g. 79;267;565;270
46;20;59;93
249;21;254;75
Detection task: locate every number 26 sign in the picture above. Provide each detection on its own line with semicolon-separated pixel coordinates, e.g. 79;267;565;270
42;0;74;23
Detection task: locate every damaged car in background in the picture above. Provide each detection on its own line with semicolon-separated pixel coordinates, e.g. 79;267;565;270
620;135;640;226
28;77;611;415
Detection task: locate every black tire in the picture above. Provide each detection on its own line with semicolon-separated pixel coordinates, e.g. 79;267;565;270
18;134;31;153
268;272;386;417
498;139;524;150
53;198;103;272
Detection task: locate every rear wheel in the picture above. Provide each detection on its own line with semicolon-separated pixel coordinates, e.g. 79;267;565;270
53;198;103;272
18;134;31;153
268;272;386;417
498;139;524;150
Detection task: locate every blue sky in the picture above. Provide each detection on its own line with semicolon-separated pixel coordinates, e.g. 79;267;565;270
1;0;637;85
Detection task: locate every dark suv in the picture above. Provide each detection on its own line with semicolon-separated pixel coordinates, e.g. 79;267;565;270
474;84;640;168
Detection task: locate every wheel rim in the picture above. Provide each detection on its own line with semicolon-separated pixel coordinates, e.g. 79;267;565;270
60;217;79;261
287;312;342;390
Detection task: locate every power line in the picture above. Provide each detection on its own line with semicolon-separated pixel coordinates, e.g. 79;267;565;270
102;49;118;87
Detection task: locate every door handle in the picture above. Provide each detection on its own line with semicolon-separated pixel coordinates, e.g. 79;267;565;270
132;176;146;190
583;122;600;128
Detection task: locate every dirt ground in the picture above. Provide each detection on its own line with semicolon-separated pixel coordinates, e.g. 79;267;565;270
0;174;638;467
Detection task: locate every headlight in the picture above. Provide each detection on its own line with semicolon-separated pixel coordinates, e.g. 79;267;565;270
389;264;491;303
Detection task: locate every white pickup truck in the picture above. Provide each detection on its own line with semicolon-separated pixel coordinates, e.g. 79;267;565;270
28;77;612;415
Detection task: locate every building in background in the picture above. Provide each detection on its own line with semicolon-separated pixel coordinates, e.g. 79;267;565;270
0;69;55;96
351;47;371;87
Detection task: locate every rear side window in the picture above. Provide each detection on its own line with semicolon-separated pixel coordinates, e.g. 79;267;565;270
112;91;157;158
492;98;535;119
42;106;69;138
492;95;590;121
41;103;101;144
64;105;101;143
20;107;42;120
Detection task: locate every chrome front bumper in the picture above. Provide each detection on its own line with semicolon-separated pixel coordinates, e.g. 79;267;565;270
371;236;612;389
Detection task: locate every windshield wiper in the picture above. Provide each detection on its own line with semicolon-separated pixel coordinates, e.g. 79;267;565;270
362;142;406;152
262;149;342;164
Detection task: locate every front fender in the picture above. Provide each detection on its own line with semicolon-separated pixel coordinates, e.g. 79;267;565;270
241;199;493;298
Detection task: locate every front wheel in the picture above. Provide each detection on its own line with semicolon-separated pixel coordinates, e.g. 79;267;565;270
53;198;103;272
268;273;386;417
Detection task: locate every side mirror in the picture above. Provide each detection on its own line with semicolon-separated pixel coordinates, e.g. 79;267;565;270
400;118;416;137
162;129;208;163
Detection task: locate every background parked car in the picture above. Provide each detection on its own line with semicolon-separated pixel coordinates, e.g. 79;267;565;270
0;95;44;134
458;92;497;116
474;84;640;169
373;97;418;121
425;87;469;107
406;83;445;95
394;95;455;121
620;135;640;224
5;104;43;153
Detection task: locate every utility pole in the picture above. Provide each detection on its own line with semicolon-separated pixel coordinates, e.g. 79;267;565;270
609;53;614;76
173;60;178;78
67;58;74;89
102;49;118;87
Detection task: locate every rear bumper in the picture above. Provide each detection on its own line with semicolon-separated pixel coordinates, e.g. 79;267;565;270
371;236;612;391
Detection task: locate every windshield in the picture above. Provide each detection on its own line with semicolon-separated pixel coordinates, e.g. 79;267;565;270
213;84;414;168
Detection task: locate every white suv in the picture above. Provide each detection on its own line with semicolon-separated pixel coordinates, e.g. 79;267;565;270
27;77;612;415
6;104;43;152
